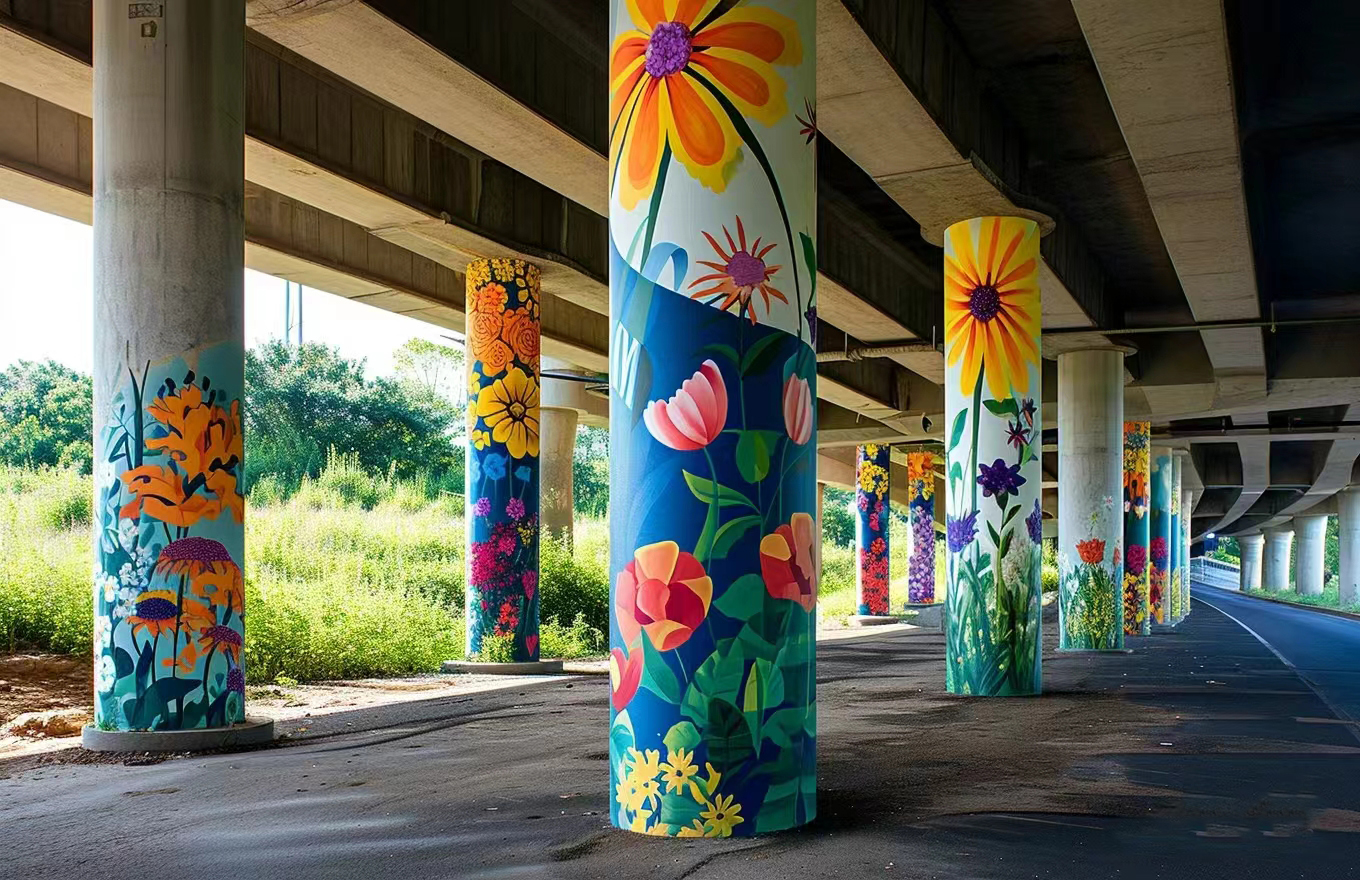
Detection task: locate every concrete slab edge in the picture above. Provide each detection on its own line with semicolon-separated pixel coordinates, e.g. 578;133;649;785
81;717;275;753
441;660;566;675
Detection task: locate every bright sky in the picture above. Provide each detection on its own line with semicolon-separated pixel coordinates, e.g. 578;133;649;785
0;199;454;377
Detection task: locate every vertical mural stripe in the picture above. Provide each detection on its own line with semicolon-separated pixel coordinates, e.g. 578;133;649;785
607;0;817;837
855;443;891;615
1122;421;1152;636
465;259;542;661
1169;456;1183;623
943;217;1043;696
906;452;937;604
1149;449;1173;626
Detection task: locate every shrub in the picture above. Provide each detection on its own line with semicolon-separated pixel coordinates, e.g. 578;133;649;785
1042;564;1059;594
539;530;610;634
474;632;516;663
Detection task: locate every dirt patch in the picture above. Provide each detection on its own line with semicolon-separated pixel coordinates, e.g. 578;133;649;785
0;654;91;727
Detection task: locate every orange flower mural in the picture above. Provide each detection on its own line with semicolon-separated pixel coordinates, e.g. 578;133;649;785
609;0;802;210
690;217;786;324
944;217;1041;400
759;512;818;611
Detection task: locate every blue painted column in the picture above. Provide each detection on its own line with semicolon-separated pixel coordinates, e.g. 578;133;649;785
1169;454;1183;624
906;452;937;604
856;443;891;615
1149;447;1174;626
943;217;1044;696
1122;421;1151;636
607;0;816;837
465;259;542;661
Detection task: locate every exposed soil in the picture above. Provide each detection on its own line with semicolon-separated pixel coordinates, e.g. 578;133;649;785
0;654;92;728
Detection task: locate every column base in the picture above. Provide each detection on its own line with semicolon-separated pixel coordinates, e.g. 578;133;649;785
1149;622;1180;633
82;717;274;753
901;603;945;630
441;659;566;675
851;614;904;627
1058;647;1134;654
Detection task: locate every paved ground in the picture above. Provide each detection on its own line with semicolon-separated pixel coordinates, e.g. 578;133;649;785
3;590;1360;879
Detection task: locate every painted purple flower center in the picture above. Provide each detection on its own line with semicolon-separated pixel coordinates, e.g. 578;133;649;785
969;285;1000;322
135;597;177;621
226;667;245;694
160;536;232;563
645;21;692;77
204;624;242;646
726;251;768;288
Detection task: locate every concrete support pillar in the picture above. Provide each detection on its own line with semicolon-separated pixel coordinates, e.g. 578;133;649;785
1168;454;1184;623
906;451;937;604
607;0;817;836
1149;447;1175;625
1339;489;1360;605
1122;421;1151;635
466;258;541;661
817;480;826;579
855;443;892;615
1293;514;1328;597
943;217;1043;695
539;406;579;547
1262;524;1295;591
87;1;267;747
1238;533;1264;592
1057;349;1125;651
1181;487;1194;617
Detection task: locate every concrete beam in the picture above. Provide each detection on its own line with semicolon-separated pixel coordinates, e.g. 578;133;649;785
1071;0;1266;389
1256;405;1360;532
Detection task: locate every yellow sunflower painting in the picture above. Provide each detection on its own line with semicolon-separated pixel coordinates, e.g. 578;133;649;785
944;216;1041;401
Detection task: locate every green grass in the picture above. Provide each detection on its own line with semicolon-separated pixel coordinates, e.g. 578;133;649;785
1244;585;1360;614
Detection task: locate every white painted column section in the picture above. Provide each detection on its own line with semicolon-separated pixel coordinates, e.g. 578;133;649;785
1293;514;1329;597
1262;523;1295;592
1056;348;1125;651
1238;533;1264;592
1338;489;1360;606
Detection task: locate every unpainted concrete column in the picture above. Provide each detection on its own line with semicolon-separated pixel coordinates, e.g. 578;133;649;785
1262;524;1295;591
1293;514;1329;597
539;406;579;547
1339;489;1360;605
1238;533;1264;591
89;1;261;744
1056;348;1125;651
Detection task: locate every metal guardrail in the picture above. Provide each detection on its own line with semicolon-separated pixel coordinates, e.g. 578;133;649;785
1191;556;1240;589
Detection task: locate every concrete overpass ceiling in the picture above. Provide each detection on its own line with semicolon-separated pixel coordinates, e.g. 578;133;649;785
1227;0;1360;315
933;0;1191;324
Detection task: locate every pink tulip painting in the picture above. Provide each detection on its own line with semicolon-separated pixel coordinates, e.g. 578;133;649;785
782;375;813;445
643;359;728;451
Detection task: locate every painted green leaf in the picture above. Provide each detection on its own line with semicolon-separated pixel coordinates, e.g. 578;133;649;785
610;709;635;767
639;636;681;704
949;461;963;485
711;514;761;562
714;573;766;622
681;639;747;724
703;698;755;775
113;647;135;680
735;619;778;661
693;502;718;564
735;431;771;483
800;231;818;298
948;410;968;451
983;398;1020;418
699;343;740;365
762;707;807;748
663;721;700;754
682;471;757;509
659;788;704;828
740;332;787;377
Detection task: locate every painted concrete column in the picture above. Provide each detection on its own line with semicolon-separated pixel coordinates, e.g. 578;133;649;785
943;217;1043;695
906;452;937;604
1057;349;1125;651
1149;447;1175;625
1181;488;1194;618
856;443;892;615
1293;514;1328;597
1122;421;1151;635
1339;489;1360;605
1262;524;1295;591
1168;454;1183;623
539;406;579;547
607;0;817;836
88;1;258;743
1239;534;1264;592
466;259;541;661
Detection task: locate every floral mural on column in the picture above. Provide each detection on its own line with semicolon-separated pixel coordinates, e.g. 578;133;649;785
906;452;937;604
466;258;541;661
1149;451;1173;625
855;443;891;615
1122;421;1151;636
943;216;1043;696
1058;497;1123;651
608;0;817;837
93;343;246;731
1168;459;1183;623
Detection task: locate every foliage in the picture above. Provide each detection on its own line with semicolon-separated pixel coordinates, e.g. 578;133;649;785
244;340;461;492
821;486;855;548
0;360;93;472
1245;584;1360;614
573;425;611;518
393;338;464;408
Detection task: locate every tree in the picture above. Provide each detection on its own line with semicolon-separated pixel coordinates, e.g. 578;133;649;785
394;338;464;405
0;360;93;472
244;340;460;489
573;424;610;517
